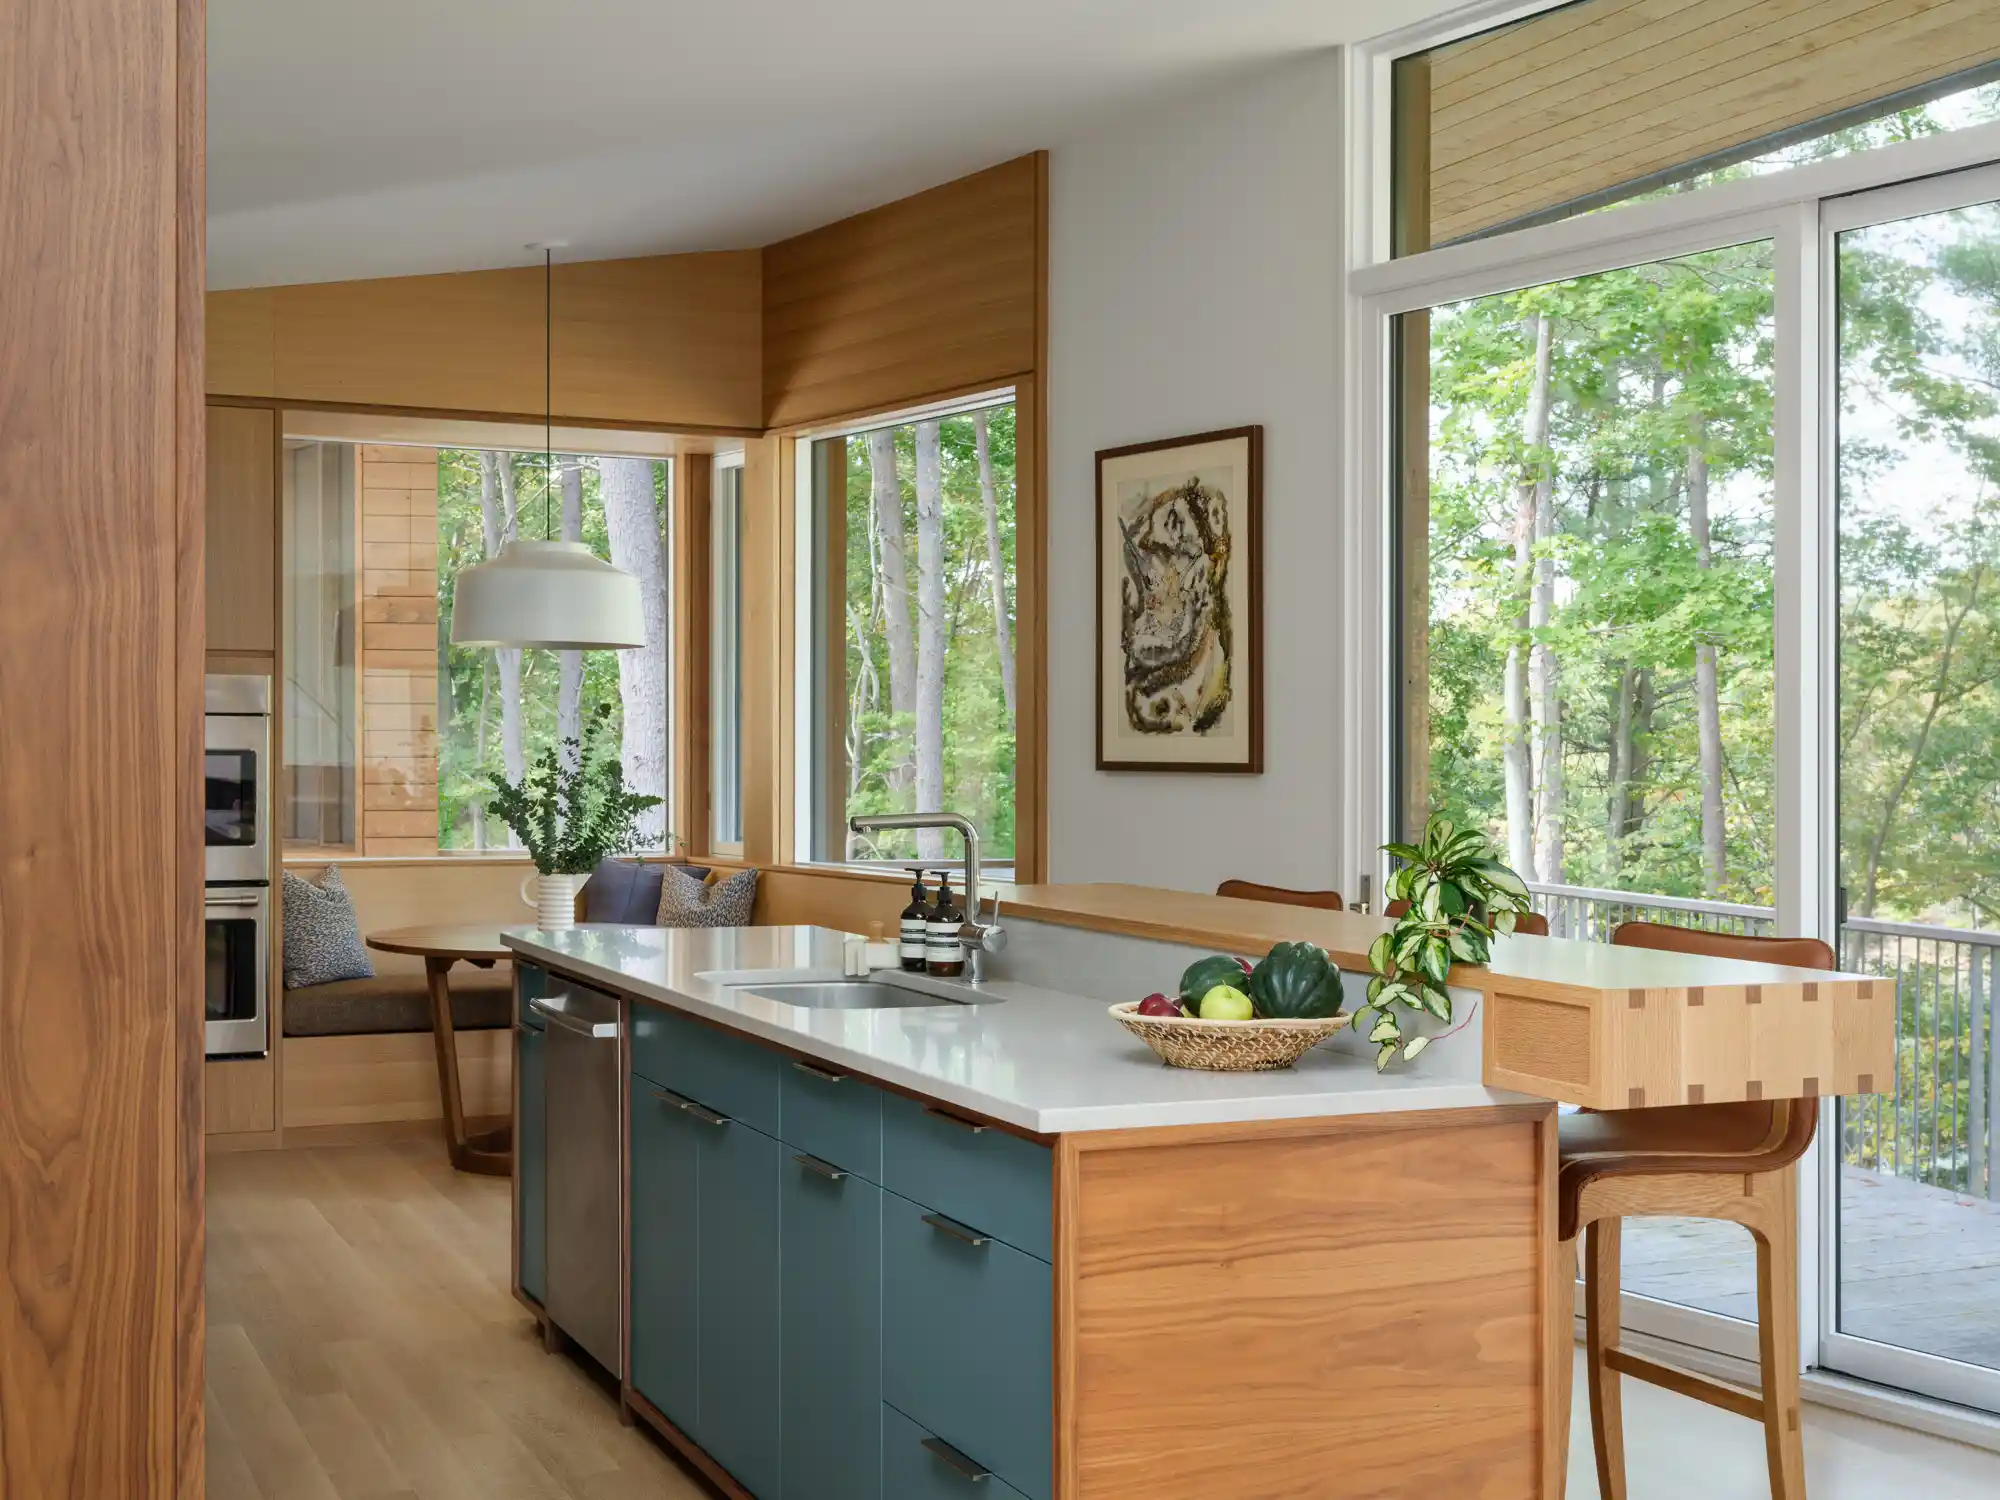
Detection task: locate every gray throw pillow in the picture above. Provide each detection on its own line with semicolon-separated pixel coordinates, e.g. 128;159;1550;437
656;865;758;928
281;866;376;989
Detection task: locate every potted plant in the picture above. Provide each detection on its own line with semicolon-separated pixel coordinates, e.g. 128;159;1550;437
1355;815;1532;1070
484;702;665;930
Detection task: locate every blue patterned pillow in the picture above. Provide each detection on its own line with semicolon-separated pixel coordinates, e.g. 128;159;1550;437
656;865;757;928
281;866;376;988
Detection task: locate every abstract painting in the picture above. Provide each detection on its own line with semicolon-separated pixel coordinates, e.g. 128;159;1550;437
1096;426;1262;772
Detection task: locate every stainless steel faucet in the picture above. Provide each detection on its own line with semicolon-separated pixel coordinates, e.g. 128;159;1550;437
847;811;1007;980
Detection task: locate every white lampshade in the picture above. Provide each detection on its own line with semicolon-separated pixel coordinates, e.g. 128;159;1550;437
450;539;646;650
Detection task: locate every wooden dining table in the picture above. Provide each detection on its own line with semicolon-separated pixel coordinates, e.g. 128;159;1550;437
364;924;518;1176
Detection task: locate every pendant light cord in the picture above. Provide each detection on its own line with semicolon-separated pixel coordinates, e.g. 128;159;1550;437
544;247;554;542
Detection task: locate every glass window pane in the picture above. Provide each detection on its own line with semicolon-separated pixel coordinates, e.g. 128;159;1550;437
809;401;1017;873
1397;242;1777;1322
282;439;358;849
711;461;744;850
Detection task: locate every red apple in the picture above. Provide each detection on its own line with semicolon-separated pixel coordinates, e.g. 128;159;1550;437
1136;993;1181;1017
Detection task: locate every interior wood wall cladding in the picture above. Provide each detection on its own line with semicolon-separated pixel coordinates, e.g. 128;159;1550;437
205;403;279;653
1060;1110;1549;1498
357;448;442;855
204;251;765;430
737;436;794;864
763;154;1043;428
282;1030;510;1129
0;0;203;1490
285;858;537;974
1424;0;2000;246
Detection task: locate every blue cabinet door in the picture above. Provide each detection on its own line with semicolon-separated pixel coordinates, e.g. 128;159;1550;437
629;1085;703;1439
515;1022;547;1306
882;1404;1033;1500
781;1153;881;1500
697;1118;784;1499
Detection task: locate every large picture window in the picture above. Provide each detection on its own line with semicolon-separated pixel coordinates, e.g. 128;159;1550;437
282;436;671;856
806;398;1017;870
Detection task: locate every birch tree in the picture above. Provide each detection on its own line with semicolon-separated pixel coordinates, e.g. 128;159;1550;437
912;420;947;861
602;456;668;847
1687;436;1727;896
557;456;585;771
869;429;916;720
480;452;526;799
975;409;1017;718
1503;313;1553;881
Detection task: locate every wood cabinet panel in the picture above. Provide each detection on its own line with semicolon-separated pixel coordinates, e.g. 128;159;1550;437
205;403;277;653
204;1055;276;1135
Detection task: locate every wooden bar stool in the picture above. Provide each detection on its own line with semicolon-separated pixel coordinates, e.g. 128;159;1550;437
1559;922;1833;1500
1215;880;1345;910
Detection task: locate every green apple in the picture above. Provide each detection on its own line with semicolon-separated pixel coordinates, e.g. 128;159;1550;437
1198;983;1254;1021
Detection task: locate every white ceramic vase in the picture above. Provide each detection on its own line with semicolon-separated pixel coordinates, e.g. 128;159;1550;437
521;871;584;931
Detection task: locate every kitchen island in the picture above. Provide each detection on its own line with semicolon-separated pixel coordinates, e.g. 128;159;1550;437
503;905;1888;1500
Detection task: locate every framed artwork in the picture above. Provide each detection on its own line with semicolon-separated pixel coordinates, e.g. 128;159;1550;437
1096;425;1263;773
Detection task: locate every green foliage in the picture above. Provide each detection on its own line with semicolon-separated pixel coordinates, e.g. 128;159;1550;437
1359;816;1531;1071
482;702;664;875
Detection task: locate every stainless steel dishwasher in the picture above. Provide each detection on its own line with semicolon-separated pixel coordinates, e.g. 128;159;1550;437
529;978;623;1375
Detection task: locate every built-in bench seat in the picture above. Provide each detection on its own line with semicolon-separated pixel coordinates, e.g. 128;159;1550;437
283;969;515;1039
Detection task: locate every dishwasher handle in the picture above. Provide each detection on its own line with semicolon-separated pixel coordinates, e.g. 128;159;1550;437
529;993;621;1040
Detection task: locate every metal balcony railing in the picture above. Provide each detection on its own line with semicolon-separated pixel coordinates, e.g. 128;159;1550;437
1523;881;2000;1199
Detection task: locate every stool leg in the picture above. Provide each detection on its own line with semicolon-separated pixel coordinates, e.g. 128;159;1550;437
1585;1219;1628;1500
1754;1171;1808;1500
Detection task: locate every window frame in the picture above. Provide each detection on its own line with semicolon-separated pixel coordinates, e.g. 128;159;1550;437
709;452;747;858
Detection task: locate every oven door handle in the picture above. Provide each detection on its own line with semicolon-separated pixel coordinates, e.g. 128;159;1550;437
204;893;264;908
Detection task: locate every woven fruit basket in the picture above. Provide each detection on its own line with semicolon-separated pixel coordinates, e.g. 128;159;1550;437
1109;1002;1350;1072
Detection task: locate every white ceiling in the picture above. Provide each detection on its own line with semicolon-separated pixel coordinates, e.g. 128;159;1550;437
207;0;1461;289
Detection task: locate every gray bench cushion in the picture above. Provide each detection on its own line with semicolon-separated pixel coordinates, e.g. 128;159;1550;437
283;968;515;1038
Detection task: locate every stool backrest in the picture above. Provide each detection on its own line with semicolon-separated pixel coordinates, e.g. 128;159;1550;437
1609;921;1835;972
1383;898;1550;936
1215;880;1344;911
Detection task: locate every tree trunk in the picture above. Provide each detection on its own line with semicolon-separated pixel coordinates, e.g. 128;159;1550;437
974;410;1017;718
1688;439;1727;897
869;429;916;719
603;457;669;848
912;421;948;863
481;454;525;814
1530;387;1563;887
472;655;491;850
1503;313;1553;881
1608;664;1639;874
557;457;586;771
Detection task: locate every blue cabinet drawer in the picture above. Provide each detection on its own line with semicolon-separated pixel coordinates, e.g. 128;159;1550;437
881;1404;1034;1500
782;1153;882;1500
631;1002;782;1136
516;960;549;1029
881;1091;1052;1261
628;1085;702;1438
882;1189;1052;1500
779;1055;882;1179
515;1022;547;1306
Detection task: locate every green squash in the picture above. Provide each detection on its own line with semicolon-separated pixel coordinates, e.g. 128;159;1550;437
1247;942;1344;1020
1178;952;1253;1003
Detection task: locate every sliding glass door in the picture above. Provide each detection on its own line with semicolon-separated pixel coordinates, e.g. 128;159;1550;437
1824;169;2000;1412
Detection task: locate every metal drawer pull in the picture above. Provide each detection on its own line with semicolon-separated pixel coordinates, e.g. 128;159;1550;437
651;1087;730;1127
921;1212;989;1248
922;1105;989;1133
792;1152;848;1181
790;1059;846;1084
920;1435;991;1482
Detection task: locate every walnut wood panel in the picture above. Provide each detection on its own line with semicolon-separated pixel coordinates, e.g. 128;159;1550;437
1061;1107;1552;1498
281;1029;511;1130
0;0;204;1490
763;155;1041;428
204;1055;278;1135
205;402;279;653
205;251;764;430
283;858;537;976
1425;0;2000;244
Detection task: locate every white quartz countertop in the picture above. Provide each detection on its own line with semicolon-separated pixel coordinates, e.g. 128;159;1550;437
501;924;1542;1135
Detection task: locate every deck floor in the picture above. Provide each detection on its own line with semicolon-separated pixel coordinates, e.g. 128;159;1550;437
1623;1166;2000;1370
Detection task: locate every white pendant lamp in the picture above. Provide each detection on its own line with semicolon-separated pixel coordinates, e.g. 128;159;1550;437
449;244;646;651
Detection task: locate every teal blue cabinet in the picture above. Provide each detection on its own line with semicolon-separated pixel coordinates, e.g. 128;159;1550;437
515;1020;547;1307
780;1057;882;1180
632;1003;783;1135
781;1153;882;1499
882;1188;1052;1500
695;1116;783;1499
883;1404;1034;1500
629;1085;702;1438
881;1091;1052;1261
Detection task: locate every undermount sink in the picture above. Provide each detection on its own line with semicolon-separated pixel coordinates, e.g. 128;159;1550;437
736;975;1000;1010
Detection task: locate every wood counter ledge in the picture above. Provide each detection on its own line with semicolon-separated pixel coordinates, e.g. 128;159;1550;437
999;883;1896;1109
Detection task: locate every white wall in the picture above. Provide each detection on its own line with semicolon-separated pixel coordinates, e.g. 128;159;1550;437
1046;51;1346;894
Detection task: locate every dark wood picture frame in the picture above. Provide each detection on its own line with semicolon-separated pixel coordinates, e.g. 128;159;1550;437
1095;425;1264;773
